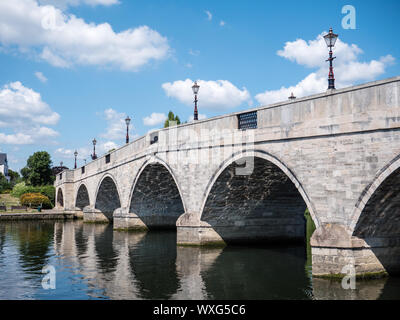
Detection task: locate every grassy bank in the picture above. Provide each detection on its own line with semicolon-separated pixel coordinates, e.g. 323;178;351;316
0;194;35;213
0;194;20;207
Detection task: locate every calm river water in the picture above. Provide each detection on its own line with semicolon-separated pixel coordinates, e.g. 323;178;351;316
0;220;399;300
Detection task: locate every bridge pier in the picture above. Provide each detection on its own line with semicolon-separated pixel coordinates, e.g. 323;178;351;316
83;206;112;223
113;208;149;231
311;224;390;278
176;212;306;246
176;213;226;246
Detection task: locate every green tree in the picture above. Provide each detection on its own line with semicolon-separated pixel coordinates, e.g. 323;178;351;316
7;169;21;186
20;151;55;186
164;111;181;128
0;173;11;193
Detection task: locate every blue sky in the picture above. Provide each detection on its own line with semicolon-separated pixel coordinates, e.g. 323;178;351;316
0;0;399;172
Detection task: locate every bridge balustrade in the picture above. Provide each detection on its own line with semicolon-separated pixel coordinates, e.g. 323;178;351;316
238;111;257;130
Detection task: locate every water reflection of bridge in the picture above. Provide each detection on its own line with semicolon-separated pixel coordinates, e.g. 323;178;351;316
52;221;391;300
53;221;221;300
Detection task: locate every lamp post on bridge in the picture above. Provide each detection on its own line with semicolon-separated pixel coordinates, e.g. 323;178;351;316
91;138;97;160
323;27;338;90
192;81;200;121
125;116;131;144
74;150;78;169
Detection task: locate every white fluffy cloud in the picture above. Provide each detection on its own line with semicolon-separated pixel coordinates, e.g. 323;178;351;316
0;81;59;145
0;82;59;126
100;108;131;140
55;108;137;165
0;133;34;145
143;112;167;126
101;141;118;152
55;140;117;162
162;79;252;110
255;73;326;105
0;0;170;71
205;11;212;21
256;33;395;105
55;147;90;160
38;0;119;8
35;71;48;83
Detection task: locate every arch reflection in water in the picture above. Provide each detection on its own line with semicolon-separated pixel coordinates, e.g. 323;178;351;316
1;220;399;299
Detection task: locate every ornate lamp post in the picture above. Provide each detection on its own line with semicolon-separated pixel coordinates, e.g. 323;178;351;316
91;138;97;160
192;81;200;121
323;27;338;90
125;116;131;144
74;150;78;169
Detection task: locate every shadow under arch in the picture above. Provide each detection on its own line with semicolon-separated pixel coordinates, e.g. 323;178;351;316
57;188;64;208
352;156;400;275
202;245;310;299
128;231;179;299
93;224;119;274
128;158;185;230
199;150;316;244
75;183;90;210
95;174;121;221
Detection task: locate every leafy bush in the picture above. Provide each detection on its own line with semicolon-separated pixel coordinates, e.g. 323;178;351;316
11;182;31;198
38;185;55;205
11;182;55;205
20;193;52;209
2;189;12;194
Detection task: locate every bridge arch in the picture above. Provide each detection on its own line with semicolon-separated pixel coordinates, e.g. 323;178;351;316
94;174;121;220
75;183;91;210
56;188;64;208
350;154;400;274
350;154;400;232
200;149;319;227
199;149;317;244
128;157;185;229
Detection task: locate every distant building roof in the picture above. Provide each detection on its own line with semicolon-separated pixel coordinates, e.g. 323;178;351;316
52;166;69;175
0;153;7;166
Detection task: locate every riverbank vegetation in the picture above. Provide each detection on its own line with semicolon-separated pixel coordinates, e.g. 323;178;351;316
0;194;20;207
1;151;56;210
20;193;52;209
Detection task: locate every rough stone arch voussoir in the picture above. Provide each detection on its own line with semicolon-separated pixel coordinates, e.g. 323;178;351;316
128;158;185;229
197;150;315;244
75;183;91;210
94;174;122;219
200;149;319;228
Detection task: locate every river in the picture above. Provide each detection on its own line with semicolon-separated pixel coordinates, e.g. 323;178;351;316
0;220;399;300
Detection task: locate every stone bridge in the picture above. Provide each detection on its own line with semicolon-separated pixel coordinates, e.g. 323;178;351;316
55;76;400;278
